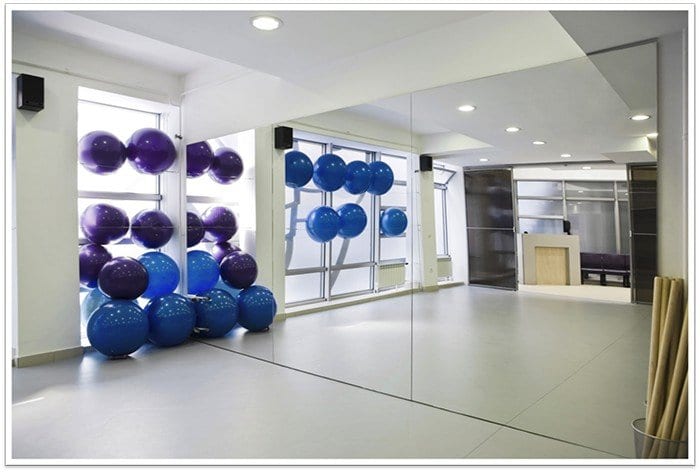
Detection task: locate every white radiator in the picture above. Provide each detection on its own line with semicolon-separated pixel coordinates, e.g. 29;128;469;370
437;257;453;280
378;263;406;289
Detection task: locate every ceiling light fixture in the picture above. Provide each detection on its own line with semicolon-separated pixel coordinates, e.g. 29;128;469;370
582;166;592;170
532;140;546;145
630;114;651;121
251;15;283;31
647;132;658;138
457;104;476;112
560;153;572;158
479;158;489;162
505;127;521;133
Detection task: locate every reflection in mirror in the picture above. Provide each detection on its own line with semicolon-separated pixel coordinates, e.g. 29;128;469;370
406;42;657;458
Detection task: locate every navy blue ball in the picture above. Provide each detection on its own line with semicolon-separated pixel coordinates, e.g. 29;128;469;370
285;150;313;188
144;294;196;347
87;300;149;357
337;203;367;239
344;161;371;194
193;288;238;338
306;206;340;243
237;285;276;332
312;153;346;192
380;207;408;237
368;161;394;195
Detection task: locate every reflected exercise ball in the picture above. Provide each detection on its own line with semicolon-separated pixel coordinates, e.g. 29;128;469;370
78;130;126;175
138;251;180;299
344;161;372;194
312;153;346;192
130;209;174;249
210;147;244;184
98;256;149;300
285;150;313;188
213;278;241;299
220;251;258;289
380;207;408;237
187;250;219;295
193;288;238;338
186;211;205;248
367;161;394;195
337;203;367;239
202;206;238;242
80;203;130;245
126;128;177;175
80;288;110;328
305;206;340;243
211;241;240;264
87;300;149;357
79;243;113;288
186;141;213;178
144;294;196;347
237;285;277;332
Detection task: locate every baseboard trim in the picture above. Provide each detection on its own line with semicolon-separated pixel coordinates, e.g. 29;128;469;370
12;346;84;368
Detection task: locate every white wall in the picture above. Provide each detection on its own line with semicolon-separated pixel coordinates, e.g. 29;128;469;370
12;33;183;359
512;165;628;181
441;163;468;284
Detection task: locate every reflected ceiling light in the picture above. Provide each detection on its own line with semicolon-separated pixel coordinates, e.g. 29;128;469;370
647;132;658;138
582;166;592;170
251;15;283;30
630;114;651;121
532;140;546;145
560;153;572;158
479;158;489;162
457;104;476;112
505;127;521;133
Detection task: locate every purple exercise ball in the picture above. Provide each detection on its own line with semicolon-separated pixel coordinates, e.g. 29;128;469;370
209;147;243;184
211;241;241;264
80;203;130;245
202;206;238;242
78;131;126;175
98;256;149;300
79;243;113;288
187;211;205;248
220;251;258;289
130;209;174;249
126;128;177;175
186;141;213;178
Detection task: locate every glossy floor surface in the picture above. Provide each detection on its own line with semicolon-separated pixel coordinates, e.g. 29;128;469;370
12;285;649;460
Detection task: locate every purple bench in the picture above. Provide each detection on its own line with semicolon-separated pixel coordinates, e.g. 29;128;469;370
580;252;630;287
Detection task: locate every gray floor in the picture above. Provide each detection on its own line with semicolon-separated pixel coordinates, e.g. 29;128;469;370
12;285;649;460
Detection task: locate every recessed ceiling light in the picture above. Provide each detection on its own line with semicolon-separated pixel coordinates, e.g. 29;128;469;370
560;153;572;158
532;140;546;145
505;127;521;133
457;104;476;112
251;15;283;31
630;114;651;121
582;166;592;170
479;158;489;162
647;132;658;138
578;190;584;193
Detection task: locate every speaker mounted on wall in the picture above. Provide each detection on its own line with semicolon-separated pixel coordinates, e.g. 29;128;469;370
17;74;44;112
419;154;433;172
274;126;293;150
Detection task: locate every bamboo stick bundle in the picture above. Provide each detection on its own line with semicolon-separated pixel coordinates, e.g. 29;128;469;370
666;278;685;388
646;277;664;406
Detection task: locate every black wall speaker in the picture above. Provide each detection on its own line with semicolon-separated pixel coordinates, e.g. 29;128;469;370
419;154;433;172
17;74;44;112
274;126;293;150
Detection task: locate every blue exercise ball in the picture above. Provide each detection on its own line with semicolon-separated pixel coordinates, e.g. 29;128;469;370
81;289;138;327
237;285;277;332
306;206;340;243
337;203;367;239
87;300;149;357
344;161;372;194
187;250;220;295
380;207;408;237
312;153;346;192
138;251;180;299
285;150;313;188
193;288;238;338
214;279;241;300
367;161;394;195
144;294;196;347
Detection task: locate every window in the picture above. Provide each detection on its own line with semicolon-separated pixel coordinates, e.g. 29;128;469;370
284;133;411;306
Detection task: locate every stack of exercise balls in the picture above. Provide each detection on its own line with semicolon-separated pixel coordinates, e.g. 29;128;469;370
185;140;244;184
285;150;407;242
